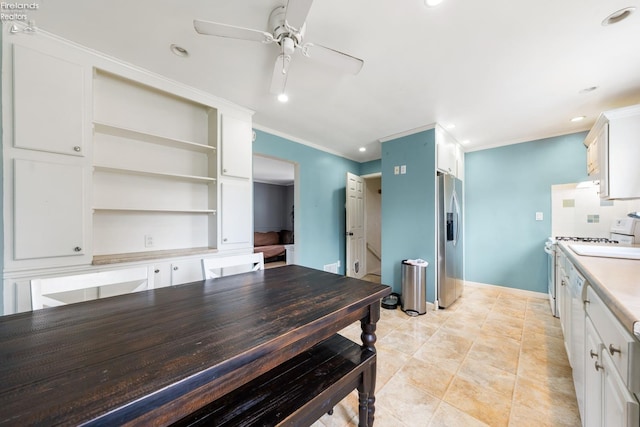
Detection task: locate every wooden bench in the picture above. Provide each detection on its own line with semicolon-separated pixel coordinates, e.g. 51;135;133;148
173;333;376;427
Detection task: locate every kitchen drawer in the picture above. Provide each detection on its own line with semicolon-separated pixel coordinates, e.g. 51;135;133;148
586;286;640;393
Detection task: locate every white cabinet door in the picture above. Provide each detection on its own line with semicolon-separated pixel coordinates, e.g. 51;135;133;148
170;259;204;286
14;159;85;260
602;350;640;427
149;263;171;288
436;126;462;177
220;113;252;179
220;179;252;247
13;45;85;156
584;317;603;427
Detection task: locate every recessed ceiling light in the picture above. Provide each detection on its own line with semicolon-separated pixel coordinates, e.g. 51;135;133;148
571;116;586;122
445;124;456;129
461;139;470;145
602;7;635;26
170;44;189;57
277;93;289;103
359;147;366;152
425;0;444;7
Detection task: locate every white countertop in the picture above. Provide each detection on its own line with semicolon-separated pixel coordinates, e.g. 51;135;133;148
559;241;640;339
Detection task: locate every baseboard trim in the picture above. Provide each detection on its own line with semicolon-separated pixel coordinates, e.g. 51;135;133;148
463;280;547;299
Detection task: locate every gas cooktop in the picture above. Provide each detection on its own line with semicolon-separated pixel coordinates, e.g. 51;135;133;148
555;236;619;244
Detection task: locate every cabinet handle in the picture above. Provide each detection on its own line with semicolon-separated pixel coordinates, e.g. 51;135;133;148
609;344;621;355
561;280;566;286
223;169;227;173
73;146;81;152
595;361;604;371
73;246;82;252
589;349;598;359
173;266;179;271
154;269;160;274
223;238;228;242
584;299;590;305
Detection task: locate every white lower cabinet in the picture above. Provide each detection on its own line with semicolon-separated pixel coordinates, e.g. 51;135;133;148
584;317;603;427
170;259;204;286
583;286;640;427
150;259;205;288
602;349;640;427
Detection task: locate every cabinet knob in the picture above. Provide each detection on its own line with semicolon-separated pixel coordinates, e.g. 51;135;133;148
609;344;621;355
173;266;179;271
223;169;227;173
223;238;228;242
73;146;81;152
595;361;604;371
589;349;598;359
154;269;160;274
73;246;82;252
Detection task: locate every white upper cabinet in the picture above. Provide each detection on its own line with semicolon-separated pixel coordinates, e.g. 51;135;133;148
14;159;85;260
13;45;86;156
584;104;640;200
436;125;464;179
219;179;252;247
220;113;252;179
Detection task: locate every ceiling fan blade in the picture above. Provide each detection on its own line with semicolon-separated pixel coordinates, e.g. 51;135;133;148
302;43;364;75
194;19;274;43
284;0;314;31
270;54;292;95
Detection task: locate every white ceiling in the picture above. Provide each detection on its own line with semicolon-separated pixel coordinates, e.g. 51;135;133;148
253;155;295;185
28;0;640;161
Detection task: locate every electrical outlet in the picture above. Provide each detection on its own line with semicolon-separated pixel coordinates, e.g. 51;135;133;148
535;212;543;221
400;165;406;174
145;234;154;248
394;166;400;175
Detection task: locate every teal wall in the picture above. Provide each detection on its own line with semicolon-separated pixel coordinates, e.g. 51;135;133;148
360;159;381;176
381;130;437;299
252;130;361;274
464;132;589;292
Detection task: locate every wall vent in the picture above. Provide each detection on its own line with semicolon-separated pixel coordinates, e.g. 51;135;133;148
323;262;339;274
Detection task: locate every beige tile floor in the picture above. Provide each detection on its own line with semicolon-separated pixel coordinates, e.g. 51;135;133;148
311;282;581;427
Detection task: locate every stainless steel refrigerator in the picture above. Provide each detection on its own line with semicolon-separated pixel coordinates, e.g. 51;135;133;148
437;173;464;308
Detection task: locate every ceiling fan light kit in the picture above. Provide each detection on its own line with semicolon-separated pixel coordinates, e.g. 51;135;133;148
194;0;364;101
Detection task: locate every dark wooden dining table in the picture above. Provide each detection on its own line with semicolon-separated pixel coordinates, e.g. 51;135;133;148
0;265;390;426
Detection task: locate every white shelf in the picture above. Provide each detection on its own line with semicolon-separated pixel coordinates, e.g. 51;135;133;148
93;121;215;154
94;207;216;214
94;165;215;184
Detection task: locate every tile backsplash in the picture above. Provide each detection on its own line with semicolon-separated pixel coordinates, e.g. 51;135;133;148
552;182;640;237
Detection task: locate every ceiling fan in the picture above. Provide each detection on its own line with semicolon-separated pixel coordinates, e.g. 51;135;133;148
194;0;364;99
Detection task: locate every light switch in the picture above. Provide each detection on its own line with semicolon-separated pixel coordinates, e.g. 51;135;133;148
400;165;407;174
394;166;399;175
535;212;543;221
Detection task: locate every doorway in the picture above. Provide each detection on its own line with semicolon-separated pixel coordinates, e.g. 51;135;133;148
363;174;382;282
346;172;381;282
252;155;298;268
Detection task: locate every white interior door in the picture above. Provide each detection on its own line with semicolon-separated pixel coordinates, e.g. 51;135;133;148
346;173;365;279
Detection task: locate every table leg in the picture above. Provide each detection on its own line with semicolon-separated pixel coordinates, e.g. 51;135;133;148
358;303;380;426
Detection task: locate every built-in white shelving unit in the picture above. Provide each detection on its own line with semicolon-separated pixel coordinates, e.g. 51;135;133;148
2;29;254;316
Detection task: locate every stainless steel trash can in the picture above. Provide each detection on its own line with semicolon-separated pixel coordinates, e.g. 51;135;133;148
401;259;428;316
